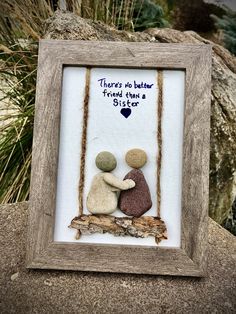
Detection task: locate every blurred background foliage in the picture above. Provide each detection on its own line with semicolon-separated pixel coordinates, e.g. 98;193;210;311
211;9;236;54
0;0;235;233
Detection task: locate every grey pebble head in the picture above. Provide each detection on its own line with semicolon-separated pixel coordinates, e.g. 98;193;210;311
95;151;117;172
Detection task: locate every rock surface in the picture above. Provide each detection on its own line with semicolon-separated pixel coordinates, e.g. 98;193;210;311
125;148;147;169
0;202;235;313
119;169;152;217
95;151;117;172
44;10;236;226
87;173;135;214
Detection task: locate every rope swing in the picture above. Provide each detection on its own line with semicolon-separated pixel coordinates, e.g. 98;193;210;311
78;67;91;216
157;70;163;218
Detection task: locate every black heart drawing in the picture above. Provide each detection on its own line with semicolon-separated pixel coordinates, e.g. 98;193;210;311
120;108;131;118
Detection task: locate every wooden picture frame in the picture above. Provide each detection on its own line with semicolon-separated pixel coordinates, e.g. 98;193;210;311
26;40;211;276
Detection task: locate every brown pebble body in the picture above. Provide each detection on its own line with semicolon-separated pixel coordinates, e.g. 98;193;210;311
119;169;152;217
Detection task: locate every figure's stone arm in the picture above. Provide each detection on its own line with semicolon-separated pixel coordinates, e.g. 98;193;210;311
103;173;135;190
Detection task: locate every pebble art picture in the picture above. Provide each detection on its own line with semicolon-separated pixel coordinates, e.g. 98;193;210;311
28;41;211;276
54;67;185;247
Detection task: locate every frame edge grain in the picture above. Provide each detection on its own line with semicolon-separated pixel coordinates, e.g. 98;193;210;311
27;40;211;276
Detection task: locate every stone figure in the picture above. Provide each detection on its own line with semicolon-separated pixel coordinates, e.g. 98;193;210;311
87;151;135;215
119;148;152;217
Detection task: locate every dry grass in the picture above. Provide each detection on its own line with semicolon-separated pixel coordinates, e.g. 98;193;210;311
0;0;145;203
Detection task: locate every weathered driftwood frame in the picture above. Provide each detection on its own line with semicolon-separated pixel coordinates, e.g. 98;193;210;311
27;40;211;276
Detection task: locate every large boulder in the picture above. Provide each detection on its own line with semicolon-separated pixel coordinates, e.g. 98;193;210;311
44;11;236;226
0;202;235;313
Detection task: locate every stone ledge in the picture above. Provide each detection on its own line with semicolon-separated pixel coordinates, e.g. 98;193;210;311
0;202;235;313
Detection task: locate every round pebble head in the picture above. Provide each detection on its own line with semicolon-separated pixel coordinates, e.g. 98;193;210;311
125;148;147;169
95;151;117;172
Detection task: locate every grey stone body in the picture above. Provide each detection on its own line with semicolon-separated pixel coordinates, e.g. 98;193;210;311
87;173;135;214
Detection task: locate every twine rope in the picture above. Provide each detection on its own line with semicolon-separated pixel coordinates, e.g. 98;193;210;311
78;68;163;218
157;70;163;218
78;67;90;216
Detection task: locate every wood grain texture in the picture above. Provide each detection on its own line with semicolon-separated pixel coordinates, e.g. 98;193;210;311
26;40;211;276
70;214;167;244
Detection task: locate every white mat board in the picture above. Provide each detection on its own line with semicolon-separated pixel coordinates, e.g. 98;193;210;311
54;67;185;247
